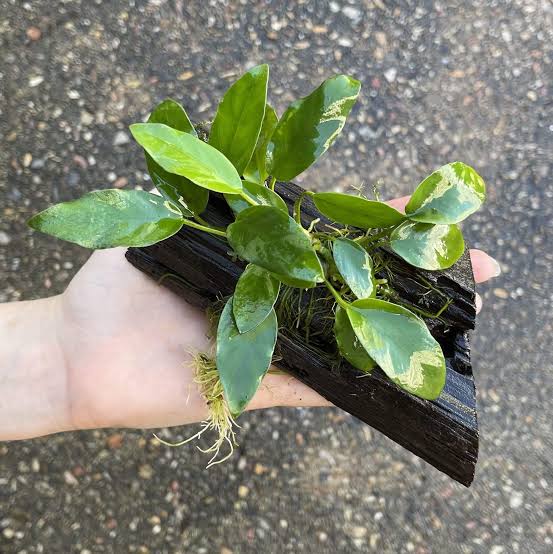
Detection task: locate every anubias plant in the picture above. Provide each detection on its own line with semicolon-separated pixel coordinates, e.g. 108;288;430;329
29;65;486;463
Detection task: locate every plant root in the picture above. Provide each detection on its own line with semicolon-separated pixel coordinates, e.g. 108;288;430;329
154;352;239;469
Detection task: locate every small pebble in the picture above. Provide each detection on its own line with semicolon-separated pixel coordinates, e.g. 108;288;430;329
254;463;266;475
26;26;42;40
63;470;79;486
510;491;523;509
342;6;361;23
384;68;397;83
28;76;44;87
138;464;153;479
73;155;88;169
113;131;130;146
351;526;367;538
113;177;128;188
178;71;194;81
337;37;353;48
31;158;45;169
0;232;11;246
80;111;94;126
106;433;123;449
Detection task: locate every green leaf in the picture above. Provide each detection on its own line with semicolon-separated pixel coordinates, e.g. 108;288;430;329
28;189;183;249
225;180;288;215
216;296;278;417
243;104;278;184
267;75;361;180
346;299;446;400
147;98;196;136
145;99;208;216
227;205;324;288
233;264;281;333
313;192;405;229
334;306;376;373
209;64;269;175
333;238;374;299
406;162;486;224
130;123;243;194
390;220;465;270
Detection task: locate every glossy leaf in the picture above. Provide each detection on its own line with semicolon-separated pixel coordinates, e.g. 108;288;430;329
346;299;446;400
406;162;486;224
145;99;208;216
267;75;361;180
243;104;278;183
28;189;183;249
130;123;243;194
333;238;374;299
233;264;281;333
390;220;465;270
147;98;196;136
209;64;269;174
227;205;324;288
313;192;405;229
216;297;278;417
334;306;376;373
225;180;287;215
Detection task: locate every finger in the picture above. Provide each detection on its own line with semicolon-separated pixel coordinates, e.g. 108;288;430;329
470;249;501;283
386;195;411;213
247;371;332;411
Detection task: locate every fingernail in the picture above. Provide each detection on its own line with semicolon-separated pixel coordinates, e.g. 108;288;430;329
475;292;483;314
490;258;502;277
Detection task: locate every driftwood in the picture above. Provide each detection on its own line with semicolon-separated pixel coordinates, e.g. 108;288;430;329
126;182;478;486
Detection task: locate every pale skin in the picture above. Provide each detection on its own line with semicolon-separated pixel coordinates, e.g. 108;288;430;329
0;196;501;441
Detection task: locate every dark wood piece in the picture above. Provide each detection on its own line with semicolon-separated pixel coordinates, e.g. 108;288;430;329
126;182;479;486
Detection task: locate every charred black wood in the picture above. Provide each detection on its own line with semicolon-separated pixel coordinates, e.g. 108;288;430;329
126;181;479;486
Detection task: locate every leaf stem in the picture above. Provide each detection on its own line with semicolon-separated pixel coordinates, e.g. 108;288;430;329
324;278;349;310
354;228;392;246
194;214;226;232
238;190;259;207
293;191;308;225
237;191;258;207
269;176;276;191
182;218;227;237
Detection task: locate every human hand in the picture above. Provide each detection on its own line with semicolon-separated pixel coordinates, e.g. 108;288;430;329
58;246;333;432
56;194;500;433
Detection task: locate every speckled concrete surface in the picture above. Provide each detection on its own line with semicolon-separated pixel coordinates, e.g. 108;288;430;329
1;1;552;553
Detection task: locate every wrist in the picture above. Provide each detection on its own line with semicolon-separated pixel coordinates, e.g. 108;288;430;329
0;295;73;440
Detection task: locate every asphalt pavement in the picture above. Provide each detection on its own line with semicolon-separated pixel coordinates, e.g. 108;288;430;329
0;1;552;552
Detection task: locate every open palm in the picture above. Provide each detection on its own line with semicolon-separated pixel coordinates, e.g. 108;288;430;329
59;247;324;431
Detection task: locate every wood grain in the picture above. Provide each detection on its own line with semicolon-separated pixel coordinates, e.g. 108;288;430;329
126;181;479;486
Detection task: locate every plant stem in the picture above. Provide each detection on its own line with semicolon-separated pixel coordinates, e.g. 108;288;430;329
293;191;308;225
182;218;227;238
269;176;276;191
354;228;392;246
194;214;226;232
238;191;258;207
324;278;349;309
